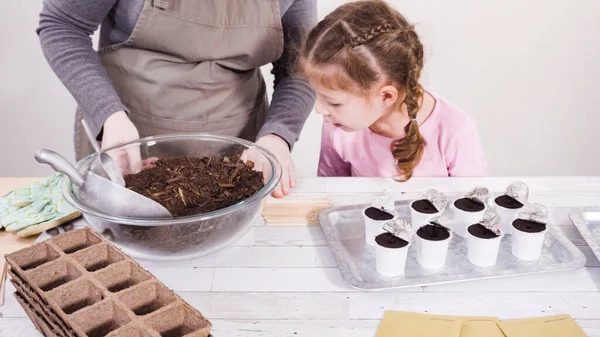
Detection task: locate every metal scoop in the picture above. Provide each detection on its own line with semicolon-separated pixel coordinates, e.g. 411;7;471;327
80;119;126;186
35;149;173;219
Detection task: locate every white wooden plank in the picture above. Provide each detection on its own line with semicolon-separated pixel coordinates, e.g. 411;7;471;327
0;283;26;319
208;267;599;293
145;267;214;292
238;226;329;246
0;319;40;337
208;319;379;337
140;243;597;270
207;319;600;337
179;291;600;320
574;319;600;337
211;268;350;292
348;292;600;320
290;178;329;194
4;268;597;319
211;225;328;247
1;317;598;337
179;292;348;320
140;246;337;268
422;267;600;292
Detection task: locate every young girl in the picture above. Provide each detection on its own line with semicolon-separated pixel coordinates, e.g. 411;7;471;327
299;0;487;180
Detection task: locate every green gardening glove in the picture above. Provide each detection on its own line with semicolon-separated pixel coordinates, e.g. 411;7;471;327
0;173;79;233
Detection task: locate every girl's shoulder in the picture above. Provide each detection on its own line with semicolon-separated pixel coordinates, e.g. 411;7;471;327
428;93;473;125
424;92;479;136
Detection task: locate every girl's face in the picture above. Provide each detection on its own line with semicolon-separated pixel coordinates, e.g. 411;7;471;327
309;78;401;132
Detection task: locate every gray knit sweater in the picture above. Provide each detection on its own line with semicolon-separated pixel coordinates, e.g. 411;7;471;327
37;0;317;147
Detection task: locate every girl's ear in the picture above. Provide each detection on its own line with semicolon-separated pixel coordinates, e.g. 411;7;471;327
378;84;404;109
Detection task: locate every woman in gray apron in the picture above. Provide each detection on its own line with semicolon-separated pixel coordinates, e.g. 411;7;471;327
37;0;317;198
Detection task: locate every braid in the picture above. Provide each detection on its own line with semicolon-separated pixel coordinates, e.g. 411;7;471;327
345;23;396;48
390;46;426;181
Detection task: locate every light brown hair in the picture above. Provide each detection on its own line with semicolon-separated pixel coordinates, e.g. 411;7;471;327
300;0;426;181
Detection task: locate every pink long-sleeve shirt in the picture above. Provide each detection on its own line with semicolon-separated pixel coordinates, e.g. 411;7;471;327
317;93;487;178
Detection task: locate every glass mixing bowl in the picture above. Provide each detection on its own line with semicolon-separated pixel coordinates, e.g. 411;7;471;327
63;134;281;260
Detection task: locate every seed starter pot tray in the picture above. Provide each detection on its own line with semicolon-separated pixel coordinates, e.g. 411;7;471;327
318;198;586;290
5;227;212;337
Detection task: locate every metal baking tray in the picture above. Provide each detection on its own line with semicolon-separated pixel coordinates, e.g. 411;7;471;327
569;207;600;262
319;199;586;290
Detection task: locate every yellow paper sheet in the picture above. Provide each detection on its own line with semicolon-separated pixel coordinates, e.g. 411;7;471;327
459;316;505;337
376;311;462;337
498;314;587;337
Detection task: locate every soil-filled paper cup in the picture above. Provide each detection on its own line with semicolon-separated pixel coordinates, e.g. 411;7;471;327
492;194;524;235
363;207;395;246
415;224;452;269
451;198;486;238
467;224;504;267
375;232;411;277
511;219;547;261
410;199;441;232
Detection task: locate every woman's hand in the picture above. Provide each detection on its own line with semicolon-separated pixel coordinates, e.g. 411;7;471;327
101;111;142;175
243;134;296;198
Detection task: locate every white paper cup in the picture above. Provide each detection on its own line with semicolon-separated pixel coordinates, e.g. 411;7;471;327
415;226;452;269
410;200;441;233
467;226;504;267
494;204;521;235
375;235;411;277
450;199;486;238
511;221;547;261
487;196;524;236
363;209;396;246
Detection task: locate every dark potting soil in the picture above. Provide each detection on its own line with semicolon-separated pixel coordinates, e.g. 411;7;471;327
375;232;409;248
468;224;499;239
364;207;394;221
417;224;450;241
124;155;264;217
512;219;546;233
454;198;485;212
411;199;438;214
494;195;523;209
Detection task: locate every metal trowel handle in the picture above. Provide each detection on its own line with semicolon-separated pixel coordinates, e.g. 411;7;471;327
35;149;85;187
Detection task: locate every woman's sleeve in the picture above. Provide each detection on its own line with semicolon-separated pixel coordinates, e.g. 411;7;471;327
37;0;128;137
256;0;318;149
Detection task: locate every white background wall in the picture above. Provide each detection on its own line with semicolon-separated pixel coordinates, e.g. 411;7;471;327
1;1;599;177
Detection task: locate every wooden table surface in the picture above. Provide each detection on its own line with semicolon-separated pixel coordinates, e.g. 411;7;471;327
1;176;599;336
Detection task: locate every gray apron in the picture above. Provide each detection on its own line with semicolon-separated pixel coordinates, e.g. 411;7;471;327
75;0;284;160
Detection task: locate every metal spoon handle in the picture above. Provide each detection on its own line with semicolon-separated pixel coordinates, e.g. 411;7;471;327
81;119;101;153
35;149;85;187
